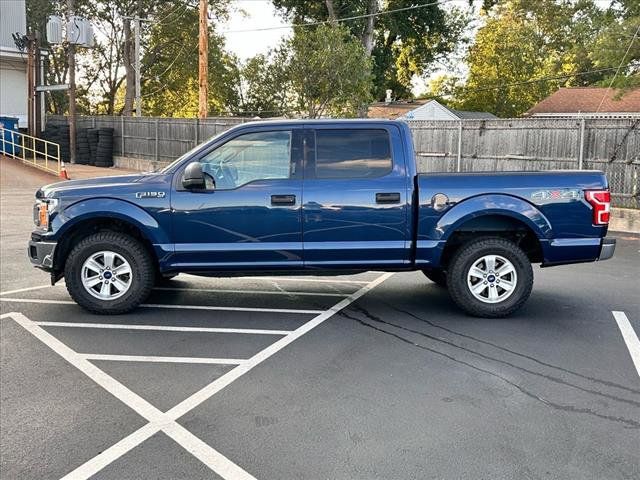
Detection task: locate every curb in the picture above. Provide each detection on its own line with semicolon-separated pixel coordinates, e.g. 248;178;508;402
610;208;640;234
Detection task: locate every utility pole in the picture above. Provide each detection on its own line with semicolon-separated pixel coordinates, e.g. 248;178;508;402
198;0;208;118
27;34;34;136
67;0;76;163
134;17;141;116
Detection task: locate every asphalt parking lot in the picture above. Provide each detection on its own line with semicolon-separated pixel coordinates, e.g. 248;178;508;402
1;159;639;480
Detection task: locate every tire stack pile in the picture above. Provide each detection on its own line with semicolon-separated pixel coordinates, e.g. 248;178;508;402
95;128;114;167
87;128;99;165
57;124;71;162
75;128;90;164
41;125;59;144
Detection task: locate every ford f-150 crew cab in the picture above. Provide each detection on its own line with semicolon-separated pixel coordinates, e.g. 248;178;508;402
29;120;616;317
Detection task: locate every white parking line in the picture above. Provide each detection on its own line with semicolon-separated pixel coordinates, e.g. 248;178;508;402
35;321;292;336
0;272;393;480
81;354;245;365
0;284;56;296
0;284;349;298
238;276;371;285
612;311;640;378
0;311;256;480
154;287;349;297
0;298;324;315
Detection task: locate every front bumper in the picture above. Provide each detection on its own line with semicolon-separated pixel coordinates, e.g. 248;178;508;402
28;239;56;270
598;237;616;261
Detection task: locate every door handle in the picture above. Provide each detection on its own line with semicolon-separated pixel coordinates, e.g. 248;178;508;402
271;194;296;206
375;192;401;204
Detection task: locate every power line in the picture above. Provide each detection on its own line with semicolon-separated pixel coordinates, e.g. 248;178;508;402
221;0;455;34
153;2;189;25
456;66;623;95
596;24;639;113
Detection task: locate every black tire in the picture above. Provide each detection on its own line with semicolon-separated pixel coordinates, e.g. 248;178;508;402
156;272;178;285
446;237;533;318
64;232;155;314
422;268;447;287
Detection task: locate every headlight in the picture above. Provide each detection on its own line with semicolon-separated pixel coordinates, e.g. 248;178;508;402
33;199;58;230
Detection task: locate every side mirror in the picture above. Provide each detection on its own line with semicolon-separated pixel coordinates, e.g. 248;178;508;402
182;162;205;189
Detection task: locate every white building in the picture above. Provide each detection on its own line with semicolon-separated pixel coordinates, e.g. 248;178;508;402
368;99;497;121
401;99;496;121
0;0;28;128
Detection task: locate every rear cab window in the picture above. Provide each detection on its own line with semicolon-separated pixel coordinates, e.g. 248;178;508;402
313;129;392;179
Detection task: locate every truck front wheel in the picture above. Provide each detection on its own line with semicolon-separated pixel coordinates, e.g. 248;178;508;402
64;232;155;314
446;237;533;318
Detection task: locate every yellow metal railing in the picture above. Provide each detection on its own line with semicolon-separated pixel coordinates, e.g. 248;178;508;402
0;127;61;176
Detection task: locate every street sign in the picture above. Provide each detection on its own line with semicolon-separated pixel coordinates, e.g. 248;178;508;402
36;84;70;92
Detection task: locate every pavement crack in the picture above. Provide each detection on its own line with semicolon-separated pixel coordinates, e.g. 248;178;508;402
339;308;640;429
351;305;640;409
386;303;640;396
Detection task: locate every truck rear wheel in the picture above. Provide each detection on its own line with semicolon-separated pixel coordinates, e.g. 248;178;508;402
64;232;155;314
422;268;447;287
446;237;533;318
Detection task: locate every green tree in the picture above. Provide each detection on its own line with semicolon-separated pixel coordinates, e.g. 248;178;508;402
272;0;467;100
456;0;610;117
241;24;372;118
142;2;239;117
590;0;640;89
236;51;290;117
288;24;373;117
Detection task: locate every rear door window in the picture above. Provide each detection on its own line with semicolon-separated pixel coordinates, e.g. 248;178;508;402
314;129;392;179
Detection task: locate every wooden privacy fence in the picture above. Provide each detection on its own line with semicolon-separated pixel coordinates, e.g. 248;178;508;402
47;115;639;208
408;117;639;209
47;115;246;164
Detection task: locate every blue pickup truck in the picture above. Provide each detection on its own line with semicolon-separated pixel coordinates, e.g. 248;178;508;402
29;120;615;317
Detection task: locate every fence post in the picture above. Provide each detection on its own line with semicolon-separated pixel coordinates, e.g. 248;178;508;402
195;118;199;147
578;117;586;170
92;117;96;128
456;120;463;172
121;116;125;156
155;118;159;161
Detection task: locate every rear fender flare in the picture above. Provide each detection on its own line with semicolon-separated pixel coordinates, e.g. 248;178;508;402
432;194;553;241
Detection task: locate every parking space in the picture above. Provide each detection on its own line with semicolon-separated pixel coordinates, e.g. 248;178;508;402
1;160;639;479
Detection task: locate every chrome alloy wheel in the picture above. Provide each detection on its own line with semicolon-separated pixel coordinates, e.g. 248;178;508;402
466;254;517;304
81;251;132;300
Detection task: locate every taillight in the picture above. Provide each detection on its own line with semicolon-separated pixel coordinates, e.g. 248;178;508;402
584;190;610;225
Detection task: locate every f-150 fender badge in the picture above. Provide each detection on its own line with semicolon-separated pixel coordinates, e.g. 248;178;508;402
531;189;581;201
135;191;166;199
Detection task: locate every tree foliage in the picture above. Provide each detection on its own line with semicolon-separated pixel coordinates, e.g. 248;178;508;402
287;24;373;117
238;24;373;118
590;0;640;90
141;1;239;117
443;0;620;117
272;0;468;100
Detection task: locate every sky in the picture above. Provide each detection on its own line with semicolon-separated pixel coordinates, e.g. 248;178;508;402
220;0;292;60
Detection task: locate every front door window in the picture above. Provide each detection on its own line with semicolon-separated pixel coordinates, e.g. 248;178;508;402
198;131;292;190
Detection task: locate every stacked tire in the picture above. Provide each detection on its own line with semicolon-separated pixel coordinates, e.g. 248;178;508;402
87;128;99;165
95;128;114;167
42;125;59;146
57;124;71;162
76;128;90;164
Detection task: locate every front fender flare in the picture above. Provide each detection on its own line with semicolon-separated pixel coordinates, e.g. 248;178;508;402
432;194;553;241
52;197;171;245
